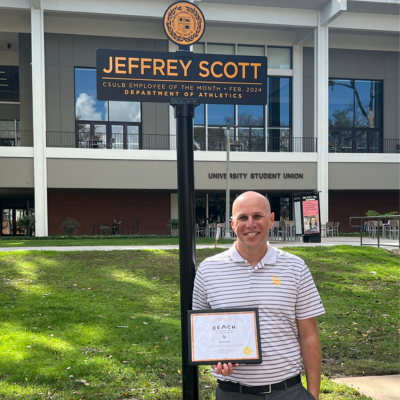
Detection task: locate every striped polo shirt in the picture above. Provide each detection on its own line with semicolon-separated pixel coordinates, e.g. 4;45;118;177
192;243;325;386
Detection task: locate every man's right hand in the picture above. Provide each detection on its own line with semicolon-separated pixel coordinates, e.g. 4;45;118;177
212;362;238;376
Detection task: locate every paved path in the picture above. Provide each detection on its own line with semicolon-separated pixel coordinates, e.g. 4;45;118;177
332;375;400;400
0;236;399;252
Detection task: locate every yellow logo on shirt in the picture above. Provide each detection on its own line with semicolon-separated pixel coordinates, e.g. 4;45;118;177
272;275;281;285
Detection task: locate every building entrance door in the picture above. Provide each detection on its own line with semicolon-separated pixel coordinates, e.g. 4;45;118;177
1;208;27;236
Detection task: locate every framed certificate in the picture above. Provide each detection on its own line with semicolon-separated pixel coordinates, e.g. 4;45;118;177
188;308;262;365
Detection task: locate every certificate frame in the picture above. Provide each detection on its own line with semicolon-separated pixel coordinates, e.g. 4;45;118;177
187;308;262;366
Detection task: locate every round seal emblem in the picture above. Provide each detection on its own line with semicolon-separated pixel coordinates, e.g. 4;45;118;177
163;1;206;46
243;347;252;356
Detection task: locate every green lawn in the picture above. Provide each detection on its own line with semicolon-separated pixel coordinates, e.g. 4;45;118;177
0;237;234;248
0;246;398;399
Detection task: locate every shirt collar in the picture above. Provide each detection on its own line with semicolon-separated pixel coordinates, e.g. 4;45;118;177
228;241;277;266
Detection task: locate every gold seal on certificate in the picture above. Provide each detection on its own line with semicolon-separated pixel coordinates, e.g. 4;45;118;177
187;308;262;365
243;346;252;356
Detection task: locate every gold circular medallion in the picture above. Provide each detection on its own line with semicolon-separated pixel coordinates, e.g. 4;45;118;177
163;1;206;46
243;347;252;356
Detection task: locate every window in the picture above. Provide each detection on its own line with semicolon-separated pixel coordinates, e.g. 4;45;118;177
267;47;291;69
75;68;141;149
0;66;19;102
329;79;383;152
192;43;267;152
268;77;292;151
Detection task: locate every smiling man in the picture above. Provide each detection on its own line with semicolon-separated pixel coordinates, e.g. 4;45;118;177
192;191;325;400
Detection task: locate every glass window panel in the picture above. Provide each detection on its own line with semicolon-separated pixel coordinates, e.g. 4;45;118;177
329;131;339;152
93;124;106;148
75;68;107;121
0;120;15;130
340;131;353;152
127;125;139;149
207;43;235;55
207;127;226;151
2;209;12;235
237;45;265;56
354;80;382;128
267;47;291;69
111;125;123;149
108;101;141;122
78;123;90;148
194;126;205;151
194;103;205;125
208;104;234;125
193;43;205;53
356;131;367;153
329;79;354;128
268;77;291;127
238;105;264;126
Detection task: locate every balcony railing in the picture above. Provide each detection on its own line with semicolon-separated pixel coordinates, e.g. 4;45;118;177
44;131;399;153
0;130;33;147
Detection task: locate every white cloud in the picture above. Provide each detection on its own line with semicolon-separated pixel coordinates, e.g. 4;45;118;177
108;101;141;122
75;93;105;121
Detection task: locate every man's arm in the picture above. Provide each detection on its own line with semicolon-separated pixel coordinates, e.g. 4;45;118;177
297;317;321;400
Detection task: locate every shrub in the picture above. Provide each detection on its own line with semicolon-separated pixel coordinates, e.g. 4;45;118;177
167;219;179;236
99;225;110;235
60;218;81;235
17;215;35;236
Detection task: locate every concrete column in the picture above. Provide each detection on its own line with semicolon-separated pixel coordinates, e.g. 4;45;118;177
31;2;48;236
292;44;303;144
314;11;329;224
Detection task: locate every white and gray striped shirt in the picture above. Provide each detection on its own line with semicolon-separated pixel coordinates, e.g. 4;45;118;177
192;243;325;386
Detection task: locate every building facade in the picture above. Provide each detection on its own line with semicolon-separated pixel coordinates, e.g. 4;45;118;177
0;0;399;236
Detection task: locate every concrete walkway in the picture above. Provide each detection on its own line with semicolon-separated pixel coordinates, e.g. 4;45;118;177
332;375;400;400
0;236;399;253
0;236;398;400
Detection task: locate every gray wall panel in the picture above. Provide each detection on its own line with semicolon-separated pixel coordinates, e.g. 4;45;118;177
47;159;318;191
60;66;74;132
0;158;34;187
329;163;400;190
47;159;178;189
303;47;314;138
59;35;73;66
45;34;59;65
46;66;60;132
19;33;33;132
195;162;317;191
0;104;19;120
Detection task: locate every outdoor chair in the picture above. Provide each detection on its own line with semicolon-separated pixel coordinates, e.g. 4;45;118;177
386;219;399;240
325;222;334;237
195;224;206;237
333;222;340;236
368;221;378;239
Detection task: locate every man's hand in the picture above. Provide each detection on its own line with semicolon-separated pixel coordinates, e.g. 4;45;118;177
212;362;239;376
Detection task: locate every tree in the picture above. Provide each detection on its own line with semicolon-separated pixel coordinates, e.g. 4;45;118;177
329;80;376;128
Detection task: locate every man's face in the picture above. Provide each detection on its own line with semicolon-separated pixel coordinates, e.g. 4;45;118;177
231;194;274;253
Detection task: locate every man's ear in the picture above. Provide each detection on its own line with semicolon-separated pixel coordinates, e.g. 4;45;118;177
231;218;235;232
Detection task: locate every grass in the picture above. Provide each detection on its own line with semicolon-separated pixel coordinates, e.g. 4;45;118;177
0;246;398;399
0;237;234;248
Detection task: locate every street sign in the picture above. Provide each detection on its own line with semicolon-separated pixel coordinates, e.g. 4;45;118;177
96;49;267;105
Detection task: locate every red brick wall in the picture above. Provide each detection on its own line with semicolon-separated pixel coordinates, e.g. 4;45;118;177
48;191;171;236
329;191;400;233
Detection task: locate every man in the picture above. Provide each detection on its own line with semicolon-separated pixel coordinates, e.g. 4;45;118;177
192;191;325;399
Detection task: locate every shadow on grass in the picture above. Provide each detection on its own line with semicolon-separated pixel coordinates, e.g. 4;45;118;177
0;249;224;399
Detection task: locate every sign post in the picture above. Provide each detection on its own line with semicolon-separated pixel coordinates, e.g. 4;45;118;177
96;3;267;398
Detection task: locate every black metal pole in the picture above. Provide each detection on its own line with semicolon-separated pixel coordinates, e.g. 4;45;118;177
172;99;199;400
